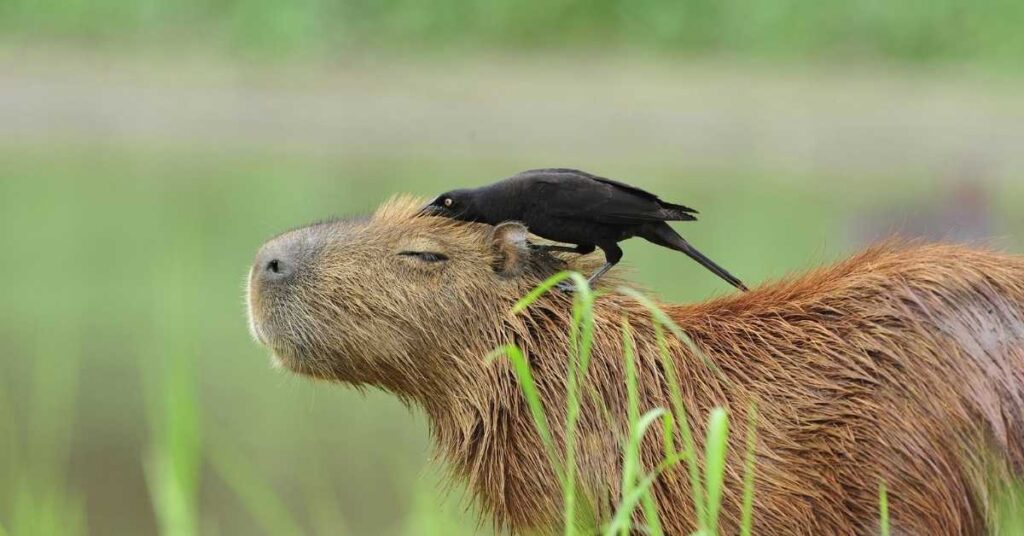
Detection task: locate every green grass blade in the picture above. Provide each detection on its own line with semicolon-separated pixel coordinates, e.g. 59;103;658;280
10;483;86;536
991;478;1024;536
0;376;20;509
632;409;668;536
639;489;663;536
620;285;723;530
879;481;890;536
512;271;576;313
305;477;349;536
617;286;718;374
141;256;201;536
740;404;758;536
606;454;685;535
9;328;86;536
653;322;706;529
660;413;676;462
704;408;729;535
619;319;640;535
489;344;599;534
143;451;199;536
564;273;596;535
509;271;599;533
569;274;596;374
618;319;665;535
27;331;81;489
486;345;560;476
205;436;306;536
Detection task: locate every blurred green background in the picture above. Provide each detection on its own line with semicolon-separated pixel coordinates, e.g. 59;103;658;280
1;2;1023;535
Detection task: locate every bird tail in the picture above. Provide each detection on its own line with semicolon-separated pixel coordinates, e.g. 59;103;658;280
641;223;749;291
658;201;699;221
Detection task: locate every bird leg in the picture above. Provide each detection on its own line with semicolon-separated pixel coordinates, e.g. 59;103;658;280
556;261;618;293
556;243;621;293
587;262;615;285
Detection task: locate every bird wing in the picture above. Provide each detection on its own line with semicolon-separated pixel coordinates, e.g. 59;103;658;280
588;174;661;201
525;169;698;224
528;168;663;200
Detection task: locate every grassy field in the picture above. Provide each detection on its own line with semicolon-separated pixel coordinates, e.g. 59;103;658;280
0;141;1021;533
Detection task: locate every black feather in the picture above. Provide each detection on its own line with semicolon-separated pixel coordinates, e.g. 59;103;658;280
426;168;747;291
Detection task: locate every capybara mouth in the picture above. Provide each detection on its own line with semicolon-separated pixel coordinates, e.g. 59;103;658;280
246;269;299;368
247;292;328;378
246;305;268;347
248;309;303;370
246;305;282;363
245;268;269;345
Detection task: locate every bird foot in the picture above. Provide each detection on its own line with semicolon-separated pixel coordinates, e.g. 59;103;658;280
555;280;577;293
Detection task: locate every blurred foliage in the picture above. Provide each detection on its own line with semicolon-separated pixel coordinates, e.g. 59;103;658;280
1;0;1023;65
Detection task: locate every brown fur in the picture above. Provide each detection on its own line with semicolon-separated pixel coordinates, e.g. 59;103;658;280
248;195;1024;535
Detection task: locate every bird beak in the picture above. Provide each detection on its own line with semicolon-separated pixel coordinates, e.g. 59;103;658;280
417;203;442;217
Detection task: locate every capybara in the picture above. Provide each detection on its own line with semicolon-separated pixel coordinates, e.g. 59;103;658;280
247;195;1024;535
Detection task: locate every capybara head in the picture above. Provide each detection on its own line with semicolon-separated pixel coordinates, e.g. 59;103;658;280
247;195;587;391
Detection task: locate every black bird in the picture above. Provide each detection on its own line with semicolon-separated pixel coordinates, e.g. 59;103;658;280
421;168;748;291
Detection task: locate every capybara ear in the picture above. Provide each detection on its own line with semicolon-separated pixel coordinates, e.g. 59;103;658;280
489;221;531;277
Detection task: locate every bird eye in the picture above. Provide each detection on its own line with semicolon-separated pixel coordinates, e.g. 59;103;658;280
443;198;453;208
398;251;449;263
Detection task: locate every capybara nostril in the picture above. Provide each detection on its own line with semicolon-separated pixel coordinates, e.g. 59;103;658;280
253;237;306;285
257;253;293;281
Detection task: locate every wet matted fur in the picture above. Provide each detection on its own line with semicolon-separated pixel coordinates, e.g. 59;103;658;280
248;196;1024;535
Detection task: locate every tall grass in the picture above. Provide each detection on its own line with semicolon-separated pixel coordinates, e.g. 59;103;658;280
1;322;87;535
204;436;306;536
142;236;202;536
506;272;759;535
508;273;1024;536
618;318;664;536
